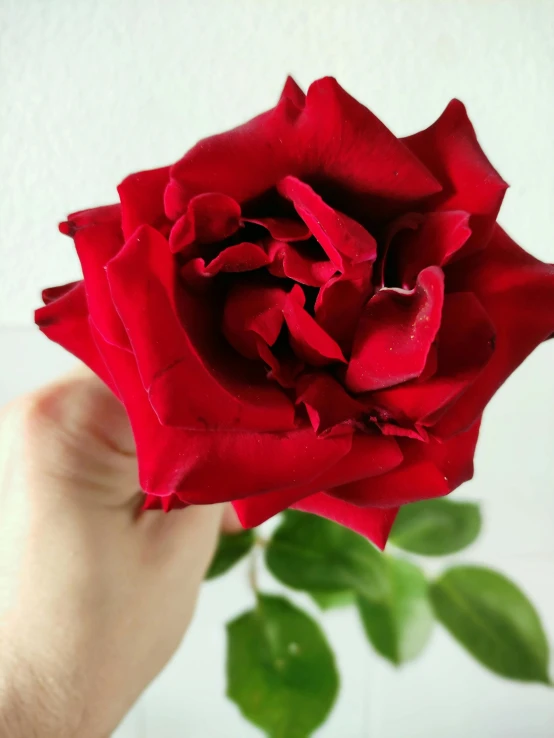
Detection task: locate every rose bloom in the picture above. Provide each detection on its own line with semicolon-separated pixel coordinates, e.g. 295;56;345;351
36;77;554;547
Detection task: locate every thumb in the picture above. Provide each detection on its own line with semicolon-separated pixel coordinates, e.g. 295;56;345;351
21;366;139;503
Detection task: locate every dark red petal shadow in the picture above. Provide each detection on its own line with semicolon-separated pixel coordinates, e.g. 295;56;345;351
386;210;471;289
403;100;508;254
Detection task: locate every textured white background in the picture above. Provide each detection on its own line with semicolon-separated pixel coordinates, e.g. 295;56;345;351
1;1;553;736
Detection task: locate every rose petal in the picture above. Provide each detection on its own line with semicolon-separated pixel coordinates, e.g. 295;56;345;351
41;281;80;305
168;425;352;503
284;286;347;366
222;284;288;359
117;167;171;240
204;242;270;275
165;76;442;220
333;420;481;507
142;494;187;512
314;262;374;353
165;88;303;219
242;217;310;242
279;75;306;108
59;203;122;237
232;485;324;530
293;496;399;549
371;291;495;426
297;78;442;218
267;239;336;287
346;266;445;392
169;192;241;253
107;225;295;432
256;340;305;389
434;226;554;436
278;176;378;267
91;329;352;503
70;214;130;349
335;456;447;506
296;373;365;434
403;100;508;254
35;281;119;396
232;431;403;531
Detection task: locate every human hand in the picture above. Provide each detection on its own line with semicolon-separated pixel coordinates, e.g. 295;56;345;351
0;368;227;738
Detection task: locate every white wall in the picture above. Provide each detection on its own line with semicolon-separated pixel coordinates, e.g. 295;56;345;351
1;1;553;736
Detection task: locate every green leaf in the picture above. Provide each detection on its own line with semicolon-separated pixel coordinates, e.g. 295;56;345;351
227;594;339;738
310;590;356;611
430;566;551;684
390;498;481;556
266;510;388;601
357;556;434;665
206;530;255;580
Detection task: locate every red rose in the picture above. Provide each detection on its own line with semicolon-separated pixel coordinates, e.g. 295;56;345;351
36;77;554;547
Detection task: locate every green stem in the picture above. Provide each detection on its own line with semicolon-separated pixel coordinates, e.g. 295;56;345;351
248;548;259;596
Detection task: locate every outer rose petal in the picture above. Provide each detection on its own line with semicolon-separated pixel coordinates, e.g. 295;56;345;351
166;77;441;220
403;100;508;253
346;266;445;392
293;496;399;550
232;432;402;529
42;282;81;304
92;326;353;503
117;166;171;240
332;420;481;507
35;281;119;396
435;226;554;436
69;211;130;349
280;75;306;108
107;225;296;432
143;494;187;512
59;203;121;236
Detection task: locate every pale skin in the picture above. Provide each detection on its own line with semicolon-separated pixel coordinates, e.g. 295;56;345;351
0;368;239;738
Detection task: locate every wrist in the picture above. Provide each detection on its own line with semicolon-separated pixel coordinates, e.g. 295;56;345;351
0;637;88;738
